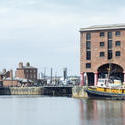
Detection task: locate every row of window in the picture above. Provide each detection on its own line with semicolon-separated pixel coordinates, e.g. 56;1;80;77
86;31;120;40
100;41;121;47
100;51;120;57
86;51;120;60
26;74;36;79
86;49;120;68
86;41;120;49
101;31;120;37
26;70;36;73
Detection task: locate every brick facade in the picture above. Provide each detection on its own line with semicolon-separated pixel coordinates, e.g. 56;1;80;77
80;24;125;85
0;69;13;81
16;62;37;81
3;80;19;87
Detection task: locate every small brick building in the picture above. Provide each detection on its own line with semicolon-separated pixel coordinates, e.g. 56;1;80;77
80;24;125;86
0;69;11;81
3;80;19;87
16;62;37;81
2;70;20;87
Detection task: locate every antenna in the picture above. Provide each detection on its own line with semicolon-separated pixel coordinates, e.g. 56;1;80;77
50;68;53;84
44;67;46;80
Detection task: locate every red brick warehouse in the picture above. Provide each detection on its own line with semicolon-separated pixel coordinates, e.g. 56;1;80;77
16;62;37;81
80;24;125;86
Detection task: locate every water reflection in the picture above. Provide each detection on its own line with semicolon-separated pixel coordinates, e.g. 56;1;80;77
0;96;80;125
79;99;125;125
0;96;124;125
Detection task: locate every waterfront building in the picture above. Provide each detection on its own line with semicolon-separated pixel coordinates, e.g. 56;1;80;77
80;24;125;86
3;70;20;87
0;69;18;87
3;79;19;87
0;69;11;81
16;62;37;81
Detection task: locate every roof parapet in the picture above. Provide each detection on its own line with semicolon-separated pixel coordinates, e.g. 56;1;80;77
80;24;125;32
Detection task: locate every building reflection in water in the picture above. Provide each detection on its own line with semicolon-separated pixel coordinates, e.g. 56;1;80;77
79;99;125;125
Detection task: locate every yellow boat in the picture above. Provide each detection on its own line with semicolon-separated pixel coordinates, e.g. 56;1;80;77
86;78;125;100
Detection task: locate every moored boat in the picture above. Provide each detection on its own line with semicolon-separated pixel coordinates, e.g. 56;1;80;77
86;78;125;100
86;87;125;100
85;61;125;100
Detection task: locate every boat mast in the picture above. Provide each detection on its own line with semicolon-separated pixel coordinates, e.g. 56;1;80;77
107;60;112;80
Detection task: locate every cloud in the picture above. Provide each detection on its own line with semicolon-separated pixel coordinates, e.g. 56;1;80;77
0;0;125;75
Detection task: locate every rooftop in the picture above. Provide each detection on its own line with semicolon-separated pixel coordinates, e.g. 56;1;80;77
17;62;37;69
23;66;37;69
80;24;125;32
17;66;37;69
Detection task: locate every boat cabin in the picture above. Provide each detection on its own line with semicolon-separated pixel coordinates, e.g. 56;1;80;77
97;78;122;88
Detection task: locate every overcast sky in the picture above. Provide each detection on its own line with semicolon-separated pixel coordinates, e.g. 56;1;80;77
0;0;125;76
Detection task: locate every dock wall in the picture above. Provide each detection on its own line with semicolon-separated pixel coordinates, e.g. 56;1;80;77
72;86;88;98
10;87;44;95
0;86;72;96
43;87;72;96
0;87;44;95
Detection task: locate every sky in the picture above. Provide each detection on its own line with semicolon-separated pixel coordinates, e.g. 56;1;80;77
0;0;125;76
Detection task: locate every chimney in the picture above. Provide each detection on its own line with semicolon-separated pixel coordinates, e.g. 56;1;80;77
63;68;67;80
2;69;6;73
10;70;13;80
19;62;23;68
26;62;30;67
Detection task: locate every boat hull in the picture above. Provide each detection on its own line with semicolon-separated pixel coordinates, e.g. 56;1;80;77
86;89;125;100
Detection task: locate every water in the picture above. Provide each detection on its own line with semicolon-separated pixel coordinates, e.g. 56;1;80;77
0;96;124;125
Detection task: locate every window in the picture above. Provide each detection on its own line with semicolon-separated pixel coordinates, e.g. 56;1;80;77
100;32;104;37
34;74;36;78
108;50;112;59
86;63;91;68
100;52;105;57
108;32;112;39
86;51;91;60
86;41;91;49
26;74;29;78
115;31;120;36
116;51;120;56
108;40;112;49
116;41;120;46
100;42;104;47
86;33;91;40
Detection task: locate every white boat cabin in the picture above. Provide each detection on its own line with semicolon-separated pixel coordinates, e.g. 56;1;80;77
97;78;122;88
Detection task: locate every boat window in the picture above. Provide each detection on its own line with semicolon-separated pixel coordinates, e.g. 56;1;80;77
101;84;103;86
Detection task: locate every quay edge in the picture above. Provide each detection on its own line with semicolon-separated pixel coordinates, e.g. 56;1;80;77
0;87;44;95
72;86;88;98
0;86;72;96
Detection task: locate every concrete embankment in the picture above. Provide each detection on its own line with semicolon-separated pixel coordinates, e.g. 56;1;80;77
0;86;72;96
72;86;88;98
0;87;44;95
10;87;44;95
43;86;72;96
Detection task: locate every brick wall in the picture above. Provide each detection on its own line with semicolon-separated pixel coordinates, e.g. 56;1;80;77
80;29;125;73
3;80;19;87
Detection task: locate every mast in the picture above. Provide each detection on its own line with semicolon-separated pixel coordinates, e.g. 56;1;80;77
107;59;112;80
50;68;53;84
